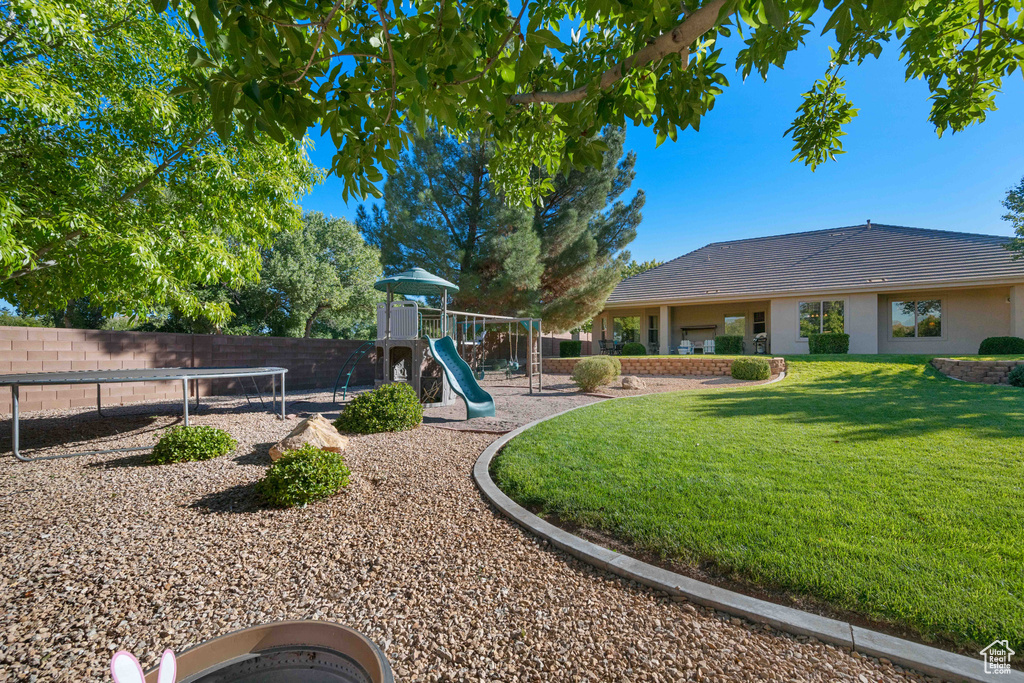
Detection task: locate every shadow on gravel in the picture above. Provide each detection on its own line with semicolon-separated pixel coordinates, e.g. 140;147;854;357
189;480;266;514
85;451;152;469
233;443;274;466
0;413;164;456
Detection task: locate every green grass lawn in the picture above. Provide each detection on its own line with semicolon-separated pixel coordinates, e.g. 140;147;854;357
493;355;1024;651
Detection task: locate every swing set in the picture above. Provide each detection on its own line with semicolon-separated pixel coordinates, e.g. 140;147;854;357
452;315;543;387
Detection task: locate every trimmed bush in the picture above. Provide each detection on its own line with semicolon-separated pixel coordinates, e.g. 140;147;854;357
808;332;850;354
621;342;646;356
715;335;744;354
256;444;351;507
606;355;622;377
1009;365;1024;387
731;357;771;381
149;425;237;464
571;357;618;392
335;382;423;434
979;336;1024;355
559;340;583;357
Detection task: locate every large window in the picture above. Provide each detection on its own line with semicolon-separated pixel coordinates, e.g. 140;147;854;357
753;311;766;335
724;315;745;336
799;300;844;338
891;300;942;338
613;316;640;343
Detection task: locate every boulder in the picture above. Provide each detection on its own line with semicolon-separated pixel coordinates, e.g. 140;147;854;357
269;414;349;461
622;375;646;390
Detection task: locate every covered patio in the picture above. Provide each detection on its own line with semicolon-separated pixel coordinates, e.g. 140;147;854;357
594;299;772;355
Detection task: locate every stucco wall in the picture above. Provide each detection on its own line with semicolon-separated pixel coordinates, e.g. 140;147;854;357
770;292;878;354
875;286;1010;355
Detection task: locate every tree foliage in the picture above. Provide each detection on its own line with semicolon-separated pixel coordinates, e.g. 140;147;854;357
622;258;664;279
0;0;321;321
357;127;642;331
1004;175;1024;257
157;0;1024;201
264;212;383;337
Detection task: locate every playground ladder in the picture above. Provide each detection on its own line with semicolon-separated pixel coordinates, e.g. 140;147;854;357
333;340;375;402
526;319;543;394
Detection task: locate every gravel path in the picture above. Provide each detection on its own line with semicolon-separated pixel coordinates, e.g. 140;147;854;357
0;385;926;682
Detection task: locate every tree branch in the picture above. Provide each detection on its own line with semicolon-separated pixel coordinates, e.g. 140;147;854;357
508;0;728;106
375;0;398;126
288;0;347;85
452;2;528;86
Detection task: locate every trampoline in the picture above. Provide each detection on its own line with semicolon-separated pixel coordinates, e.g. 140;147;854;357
0;367;287;462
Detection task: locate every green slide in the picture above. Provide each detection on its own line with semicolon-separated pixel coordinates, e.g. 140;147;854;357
426;336;495;419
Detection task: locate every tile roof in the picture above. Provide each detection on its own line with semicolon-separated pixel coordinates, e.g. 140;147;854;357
607;223;1024;305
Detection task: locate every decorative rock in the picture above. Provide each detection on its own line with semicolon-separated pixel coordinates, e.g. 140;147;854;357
269;413;348;461
622;375;646;390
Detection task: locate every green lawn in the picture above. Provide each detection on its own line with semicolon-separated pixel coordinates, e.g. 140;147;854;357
493;355;1024;651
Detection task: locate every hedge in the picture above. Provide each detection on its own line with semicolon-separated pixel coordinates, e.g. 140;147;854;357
1009;365;1024;387
808;332;850;354
620;342;646;356
559;340;583;357
978;336;1024;355
715;335;744;354
731;357;771;381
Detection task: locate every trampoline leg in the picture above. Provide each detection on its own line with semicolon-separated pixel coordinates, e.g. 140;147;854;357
11;385;25;462
280;372;286;419
97;384;104;417
271;374;276;416
182;378;190;426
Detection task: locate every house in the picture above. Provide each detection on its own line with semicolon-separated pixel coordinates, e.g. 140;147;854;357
596;223;1024;355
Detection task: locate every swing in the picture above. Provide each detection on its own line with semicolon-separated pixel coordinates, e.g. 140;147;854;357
507;323;520;373
474;321;486;381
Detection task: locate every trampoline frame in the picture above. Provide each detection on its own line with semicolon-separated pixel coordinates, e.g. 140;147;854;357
0;367;287;462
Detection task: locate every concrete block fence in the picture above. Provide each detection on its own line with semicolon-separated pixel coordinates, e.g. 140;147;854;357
931;357;1023;385
543;355;787;377
0;327;375;415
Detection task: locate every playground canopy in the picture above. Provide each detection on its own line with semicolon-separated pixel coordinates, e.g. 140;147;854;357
374;268;459;296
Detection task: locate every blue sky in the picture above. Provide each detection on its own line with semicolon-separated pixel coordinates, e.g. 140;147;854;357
300;27;1024;264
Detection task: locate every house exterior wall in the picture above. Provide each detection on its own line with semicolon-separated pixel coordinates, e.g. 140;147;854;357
603;284;1018;356
875;286;1010;355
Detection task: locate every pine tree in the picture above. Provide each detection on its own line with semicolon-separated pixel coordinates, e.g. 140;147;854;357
357;128;643;331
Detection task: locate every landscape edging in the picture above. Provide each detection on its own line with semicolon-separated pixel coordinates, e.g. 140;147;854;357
472;384;1021;683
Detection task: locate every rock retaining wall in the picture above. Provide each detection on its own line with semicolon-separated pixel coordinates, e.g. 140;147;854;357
931;357;1023;385
544;356;786;377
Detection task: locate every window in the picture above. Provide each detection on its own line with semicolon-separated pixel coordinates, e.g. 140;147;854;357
799;300;844;338
648;315;658;345
613;316;640;343
724;315;745;336
753;311;766;335
891;300;942;338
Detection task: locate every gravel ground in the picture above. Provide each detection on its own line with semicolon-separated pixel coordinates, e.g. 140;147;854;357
0;384;927;682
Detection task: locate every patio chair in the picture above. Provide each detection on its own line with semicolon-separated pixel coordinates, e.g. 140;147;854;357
677;340;694;355
598;339;613;355
703;339;715;354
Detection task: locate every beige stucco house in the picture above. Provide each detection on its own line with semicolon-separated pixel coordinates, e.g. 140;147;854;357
596;223;1024;355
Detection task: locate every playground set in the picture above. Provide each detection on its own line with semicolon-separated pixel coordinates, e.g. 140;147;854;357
334;268;544;419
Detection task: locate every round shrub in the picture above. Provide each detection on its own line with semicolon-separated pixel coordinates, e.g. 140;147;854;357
559;340;583;358
149;425;237;464
620;342;647;356
731;357;771;381
571;356;618;392
334;382;423;434
256;444;351;508
979;336;1024;355
1009;365;1024;387
606;355;622;377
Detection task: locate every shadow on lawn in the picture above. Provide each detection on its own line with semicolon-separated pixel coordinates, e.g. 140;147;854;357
690;356;1024;442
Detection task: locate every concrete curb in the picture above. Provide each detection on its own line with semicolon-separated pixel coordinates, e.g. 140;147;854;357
473;388;1021;683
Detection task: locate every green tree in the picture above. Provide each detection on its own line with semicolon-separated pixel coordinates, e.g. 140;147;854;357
357;127;642;331
158;0;1024;201
264;212;383;338
622;259;664;279
1004;175;1024;257
0;0;321;322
